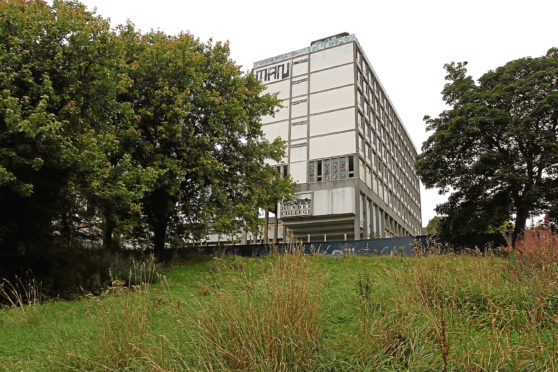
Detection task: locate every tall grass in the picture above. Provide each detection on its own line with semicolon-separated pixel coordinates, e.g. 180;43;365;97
1;233;556;371
350;230;558;371
64;255;160;371
182;246;326;371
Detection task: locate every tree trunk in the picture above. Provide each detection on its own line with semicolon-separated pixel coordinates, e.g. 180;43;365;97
145;188;171;256
264;209;269;244
273;202;279;244
103;214;116;251
153;215;168;254
512;206;529;248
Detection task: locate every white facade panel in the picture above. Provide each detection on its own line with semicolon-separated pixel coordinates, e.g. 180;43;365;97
290;121;307;140
312;189;331;216
291;98;308;118
332;187;355;214
263;120;289;142
309;131;355;159
262;100;289;123
291;77;308;97
310;43;353;72
293;56;309;76
290;141;307;162
310;85;354;115
264;79;291;100
289;161;307;183
309;107;355;137
310;64;354;93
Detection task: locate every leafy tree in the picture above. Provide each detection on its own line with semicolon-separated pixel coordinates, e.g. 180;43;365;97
426;216;441;236
0;0;156;265
122;29;294;253
417;49;558;246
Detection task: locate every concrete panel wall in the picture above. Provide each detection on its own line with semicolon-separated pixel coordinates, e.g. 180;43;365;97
262;100;289;123
290;161;307;183
263;120;289;142
310;64;354;93
264;79;290;100
309;131;355;159
332;187;355;214
291;98;308;118
290;140;307;162
310;43;353;72
310;85;354;115
313;187;355;216
313;189;331;216
309;107;355;137
291;121;307;140
291;76;308;97
293;56;309;76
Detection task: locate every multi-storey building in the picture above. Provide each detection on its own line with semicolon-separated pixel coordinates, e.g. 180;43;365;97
253;33;422;241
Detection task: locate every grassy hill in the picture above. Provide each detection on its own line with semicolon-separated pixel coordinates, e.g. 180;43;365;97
1;232;556;371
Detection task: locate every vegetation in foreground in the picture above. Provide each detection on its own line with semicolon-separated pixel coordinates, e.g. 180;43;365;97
1;230;557;371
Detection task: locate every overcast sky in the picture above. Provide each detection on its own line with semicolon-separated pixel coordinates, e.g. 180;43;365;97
78;0;558;226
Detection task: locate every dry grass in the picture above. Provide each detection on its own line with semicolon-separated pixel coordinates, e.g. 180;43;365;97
181;246;326;371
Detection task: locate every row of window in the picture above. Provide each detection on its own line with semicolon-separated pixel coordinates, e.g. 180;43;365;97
308;155;355;183
303;153;420;220
355;47;418;177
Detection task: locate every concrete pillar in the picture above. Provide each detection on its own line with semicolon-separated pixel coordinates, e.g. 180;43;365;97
372;204;377;237
273;204;279;244
380;208;385;238
264;209;269;244
366;198;371;239
354;187;361;240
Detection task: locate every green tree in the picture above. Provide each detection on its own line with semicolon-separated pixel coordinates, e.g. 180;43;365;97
417;49;558;246
0;0;154;261
122;29;293;253
426;216;441;236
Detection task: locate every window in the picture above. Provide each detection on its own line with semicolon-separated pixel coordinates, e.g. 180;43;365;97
324;159;331;181
359;135;365;154
357;112;363;132
309;161;316;183
317;160;323;181
332;158;339;180
348;155;355;177
340;157;347;179
357;91;363;108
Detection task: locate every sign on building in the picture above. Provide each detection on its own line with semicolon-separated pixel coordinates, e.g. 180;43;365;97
280;193;312;217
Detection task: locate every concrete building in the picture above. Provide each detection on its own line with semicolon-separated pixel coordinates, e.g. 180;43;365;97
254;33;422;242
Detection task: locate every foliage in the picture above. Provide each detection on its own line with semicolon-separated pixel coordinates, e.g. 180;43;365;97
426;216;441;235
119;28;294;251
0;0;293;287
417;49;558;245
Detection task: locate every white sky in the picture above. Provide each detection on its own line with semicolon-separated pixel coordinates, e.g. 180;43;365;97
79;0;558;226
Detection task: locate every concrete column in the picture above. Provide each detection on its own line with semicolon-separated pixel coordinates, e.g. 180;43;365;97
372;204;378;237
380;208;385;238
354;187;361;240
366;198;371;239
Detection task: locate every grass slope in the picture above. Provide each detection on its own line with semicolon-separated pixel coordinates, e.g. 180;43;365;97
1;234;557;371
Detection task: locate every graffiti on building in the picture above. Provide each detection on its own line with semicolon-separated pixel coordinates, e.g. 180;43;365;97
253;34;355;68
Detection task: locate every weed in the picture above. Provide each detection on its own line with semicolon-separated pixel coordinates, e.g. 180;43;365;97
183;246;326;371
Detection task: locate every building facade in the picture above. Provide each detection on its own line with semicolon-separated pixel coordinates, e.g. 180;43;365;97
254;33;422;241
